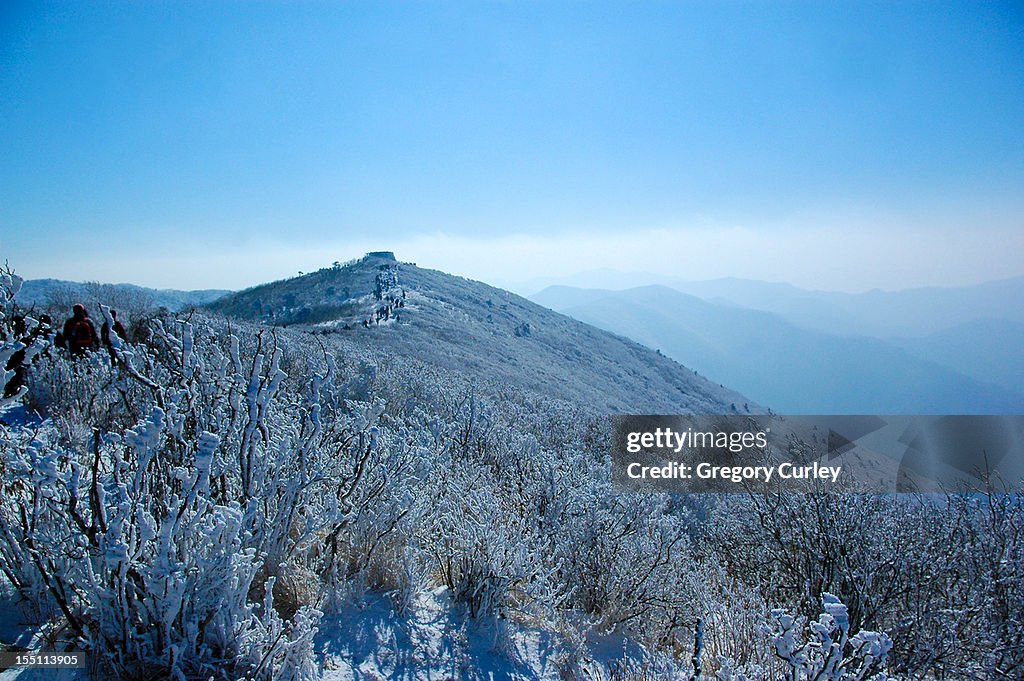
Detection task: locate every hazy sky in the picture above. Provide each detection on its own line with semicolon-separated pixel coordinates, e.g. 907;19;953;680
2;2;1022;292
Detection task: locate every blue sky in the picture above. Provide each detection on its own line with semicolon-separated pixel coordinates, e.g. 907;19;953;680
2;1;1022;291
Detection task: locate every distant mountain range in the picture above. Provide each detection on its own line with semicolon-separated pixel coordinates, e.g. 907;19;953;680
887;317;1024;397
15;278;231;312
532;284;1024;414
531;274;1024;337
667;276;1024;338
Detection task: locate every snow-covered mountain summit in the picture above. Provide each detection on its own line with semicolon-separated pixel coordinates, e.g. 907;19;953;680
206;252;752;414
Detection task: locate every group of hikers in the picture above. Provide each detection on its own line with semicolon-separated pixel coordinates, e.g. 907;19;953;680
55;303;127;358
361;290;406;328
3;303;130;399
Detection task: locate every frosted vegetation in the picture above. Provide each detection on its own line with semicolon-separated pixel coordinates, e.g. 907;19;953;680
1;258;1021;680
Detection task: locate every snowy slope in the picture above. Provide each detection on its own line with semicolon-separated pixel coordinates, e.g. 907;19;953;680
206;253;754;414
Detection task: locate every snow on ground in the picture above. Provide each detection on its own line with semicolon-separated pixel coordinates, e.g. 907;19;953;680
0;665;85;681
0;404;39;428
0;585;85;681
318;588;643;681
320;588;558;681
0;586;34;652
0;657;85;681
0;579;648;681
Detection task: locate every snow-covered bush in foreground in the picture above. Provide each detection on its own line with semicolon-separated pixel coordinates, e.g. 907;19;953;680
765;593;891;681
703;486;1024;678
0;308;377;679
1;266;50;409
710;594;891;681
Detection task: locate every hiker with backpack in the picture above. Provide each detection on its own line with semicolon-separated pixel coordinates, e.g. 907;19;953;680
61;304;99;357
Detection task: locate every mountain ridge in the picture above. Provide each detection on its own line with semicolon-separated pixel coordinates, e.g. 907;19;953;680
205;253;755;415
15;277;230;312
531;274;1024;337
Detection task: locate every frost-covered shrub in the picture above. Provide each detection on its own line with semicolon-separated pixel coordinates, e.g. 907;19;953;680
687;556;774;672
313;413;427;607
712;594;892;681
556;481;697;642
0;311;396;679
418;443;532;618
931;487;1024;677
704;488;1024;678
764;593;891;681
26;350;150;440
1;267;51;409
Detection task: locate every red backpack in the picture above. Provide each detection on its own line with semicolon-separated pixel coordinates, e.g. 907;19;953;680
69;318;94;348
